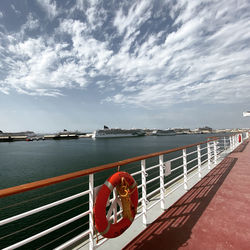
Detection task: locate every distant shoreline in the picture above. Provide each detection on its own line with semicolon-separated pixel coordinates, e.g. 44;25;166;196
0;129;247;143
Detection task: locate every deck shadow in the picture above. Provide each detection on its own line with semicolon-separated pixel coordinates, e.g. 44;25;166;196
123;156;237;250
231;141;249;153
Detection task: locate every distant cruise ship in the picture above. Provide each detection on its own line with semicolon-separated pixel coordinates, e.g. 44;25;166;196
92;126;145;138
152;129;176;136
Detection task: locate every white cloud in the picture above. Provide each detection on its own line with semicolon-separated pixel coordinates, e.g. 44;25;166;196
21;13;39;32
11;4;21;15
104;0;250;107
114;1;151;35
0;16;113;96
1;35;88;96
0;0;250;108
73;0;107;31
36;0;59;20
0;86;9;95
74;0;88;11
58;19;113;70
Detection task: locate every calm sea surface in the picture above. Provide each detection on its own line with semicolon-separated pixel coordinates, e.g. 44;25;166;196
0;134;216;189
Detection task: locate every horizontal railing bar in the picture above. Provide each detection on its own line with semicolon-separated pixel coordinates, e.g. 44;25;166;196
146;175;160;185
165;173;184;187
200;147;207;152
171;164;184;172
186;150;197;156
134;211;144;220
110;210;123;221
138;197;143;204
95;236;108;247
0;138;219;198
3;211;89;250
54;229;90;250
147;170;159;178
187;171;199;181
201;161;209;170
146;164;160;172
201;164;208;171
0;190;89;226
147;199;161;211
0;180;89;213
131;170;142;177
0;202;88;241
165;182;184;197
201;158;208;164
169;155;183;162
147;186;161;198
187;164;198;174
37;222;89;250
187;157;198;165
108;197;115;204
201;152;208;157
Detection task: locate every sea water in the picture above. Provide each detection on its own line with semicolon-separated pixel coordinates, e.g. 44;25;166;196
0;134;222;249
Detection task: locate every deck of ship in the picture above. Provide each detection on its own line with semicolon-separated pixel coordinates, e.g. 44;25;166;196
123;139;250;250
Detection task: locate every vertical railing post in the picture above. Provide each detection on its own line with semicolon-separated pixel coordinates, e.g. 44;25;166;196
89;174;94;250
159;155;165;210
229;136;233;151
141;159;147;226
197;145;201;180
207;142;211;169
213;140;217;165
223;137;226;150
182;149;188;191
112;189;117;223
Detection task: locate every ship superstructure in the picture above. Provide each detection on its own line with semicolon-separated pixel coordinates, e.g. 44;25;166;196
92;126;145;138
152;129;176;136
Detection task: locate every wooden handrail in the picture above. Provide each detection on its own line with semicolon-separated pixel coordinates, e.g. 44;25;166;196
0;138;218;198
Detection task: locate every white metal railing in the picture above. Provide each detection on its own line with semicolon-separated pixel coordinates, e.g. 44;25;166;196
0;133;247;250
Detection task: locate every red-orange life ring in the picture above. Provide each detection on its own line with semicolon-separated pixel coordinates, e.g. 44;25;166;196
94;171;138;238
239;134;242;143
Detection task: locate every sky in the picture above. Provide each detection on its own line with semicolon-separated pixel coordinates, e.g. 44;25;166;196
0;0;250;133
